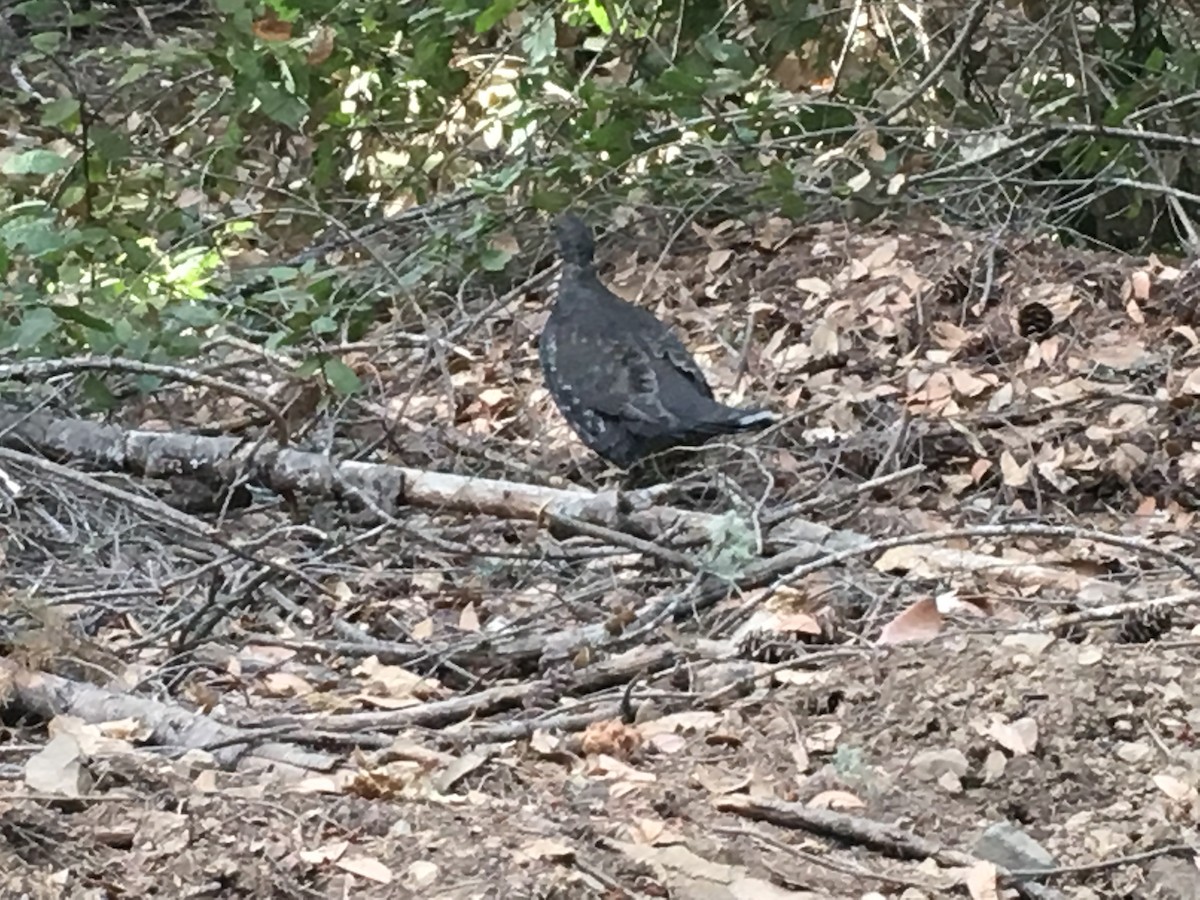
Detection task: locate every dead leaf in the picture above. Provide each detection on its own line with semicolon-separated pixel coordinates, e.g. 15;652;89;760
807;790;865;810
988;716;1038;755
847;169;871;192
862;238;898;271
1180;368;1200;396
336;856;393;884
581;720;642;759
907;371;953;413
707;248;733;273
410;617;434;640
810;320;839;357
530;730;560;754
1000;450;1031;487
307;25;336;65
1129;269;1152;301
458;602;480;632
791;742;810;774
769;52;806;91
521;839;575;862
1152;774;1199;803
252;9;292;41
795;276;832;298
477;387;509;408
24;733;90;797
693;764;750;796
1090;339;1148;371
964;860;1000;900
261;672;314;697
876;597;943;644
354;657;439;699
299;841;349;865
403;860;439;889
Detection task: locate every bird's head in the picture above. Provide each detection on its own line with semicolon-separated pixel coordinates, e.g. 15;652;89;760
552;213;595;268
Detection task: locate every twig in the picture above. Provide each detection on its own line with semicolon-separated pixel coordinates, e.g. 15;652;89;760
0;356;291;444
875;0;993;125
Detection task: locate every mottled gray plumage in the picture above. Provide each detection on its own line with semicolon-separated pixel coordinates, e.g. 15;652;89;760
538;213;776;467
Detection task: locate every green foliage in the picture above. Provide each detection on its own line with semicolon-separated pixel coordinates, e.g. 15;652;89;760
2;0;1200;379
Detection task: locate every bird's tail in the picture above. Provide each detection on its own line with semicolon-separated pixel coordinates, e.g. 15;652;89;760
697;404;777;436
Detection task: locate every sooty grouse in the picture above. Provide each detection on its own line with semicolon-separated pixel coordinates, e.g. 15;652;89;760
538;213;776;467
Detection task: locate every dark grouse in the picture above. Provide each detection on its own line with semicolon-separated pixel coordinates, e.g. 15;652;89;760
538;213;776;467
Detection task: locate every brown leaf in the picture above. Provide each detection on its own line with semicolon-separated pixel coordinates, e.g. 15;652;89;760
1000;450;1030;487
707;248;733;274
252;9;293;41
307;25;336;65
336;856;393;884
876;597;942;645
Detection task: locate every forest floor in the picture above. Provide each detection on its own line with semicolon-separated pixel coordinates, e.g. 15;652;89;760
2;215;1200;899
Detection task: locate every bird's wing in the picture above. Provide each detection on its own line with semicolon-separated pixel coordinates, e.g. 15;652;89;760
607;300;715;400
654;331;715;400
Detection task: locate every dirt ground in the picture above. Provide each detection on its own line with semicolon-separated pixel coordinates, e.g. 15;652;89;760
2;216;1200;899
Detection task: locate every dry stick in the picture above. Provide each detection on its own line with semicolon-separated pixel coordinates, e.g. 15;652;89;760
1077;61;1200;254
763;463;925;527
0;657;336;771
0;356;291;445
542;510;700;571
828;0;866;97
0;407;735;546
9;413;1185;656
0;447;338;614
1006;843;1199;880
711;823;940;892
712;796;1054;900
875;0;993;126
1030;591;1199;632
256;682;533;732
715;795;966;862
765;523;1200;602
461;705;623;744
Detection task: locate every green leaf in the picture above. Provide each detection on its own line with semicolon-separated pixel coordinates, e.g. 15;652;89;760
1;149;70;175
29;31;62;54
0;217;68;257
51;305;114;332
310;315;338;335
584;0;611;33
479;248;512;271
1095;25;1124;54
523;13;557;64
530;190;577;212
81;374;116;407
322;357;361;395
59;185;86;208
475;0;519;33
89;126;133;163
168;303;222;327
41;98;80;129
11;307;58;349
116;62;151;89
256;81;309;128
294;356;322;377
